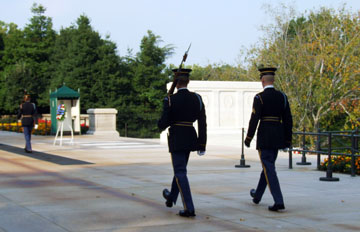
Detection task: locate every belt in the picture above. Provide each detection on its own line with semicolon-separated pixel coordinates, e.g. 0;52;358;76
172;121;193;127
261;116;281;122
22;115;33;118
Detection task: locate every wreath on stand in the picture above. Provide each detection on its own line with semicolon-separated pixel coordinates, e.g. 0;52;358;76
56;104;66;121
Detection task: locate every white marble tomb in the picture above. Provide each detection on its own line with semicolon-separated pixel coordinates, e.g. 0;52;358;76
160;81;263;147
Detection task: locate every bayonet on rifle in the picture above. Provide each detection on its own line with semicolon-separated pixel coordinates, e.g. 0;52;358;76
167;43;192;105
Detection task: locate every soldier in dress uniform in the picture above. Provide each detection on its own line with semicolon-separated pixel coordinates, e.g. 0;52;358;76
158;68;207;217
245;67;293;212
17;94;38;153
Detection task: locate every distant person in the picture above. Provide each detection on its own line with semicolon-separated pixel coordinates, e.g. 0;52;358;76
158;68;207;217
244;67;293;212
17;94;38;153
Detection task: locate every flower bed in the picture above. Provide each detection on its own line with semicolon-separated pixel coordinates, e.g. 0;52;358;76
320;156;360;175
0;122;23;133
34;120;52;135
0;120;51;135
0;120;88;135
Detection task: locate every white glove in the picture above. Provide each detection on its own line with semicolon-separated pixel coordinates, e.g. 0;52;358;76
197;150;205;156
34;124;38;130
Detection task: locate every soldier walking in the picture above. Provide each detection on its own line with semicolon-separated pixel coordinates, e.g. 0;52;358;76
17;94;38;153
158;68;207;217
245;67;293;212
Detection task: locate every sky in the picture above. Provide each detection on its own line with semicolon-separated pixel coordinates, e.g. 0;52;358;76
1;0;360;66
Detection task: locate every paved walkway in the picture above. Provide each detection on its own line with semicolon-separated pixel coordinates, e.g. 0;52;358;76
0;131;359;232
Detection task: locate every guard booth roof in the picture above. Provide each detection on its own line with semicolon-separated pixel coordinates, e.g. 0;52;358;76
50;85;80;99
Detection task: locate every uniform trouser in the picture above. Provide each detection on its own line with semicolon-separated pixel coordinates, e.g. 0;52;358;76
168;150;194;211
23;126;33;151
254;148;284;205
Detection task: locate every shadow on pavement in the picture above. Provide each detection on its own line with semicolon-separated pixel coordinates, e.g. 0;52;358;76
0;143;93;165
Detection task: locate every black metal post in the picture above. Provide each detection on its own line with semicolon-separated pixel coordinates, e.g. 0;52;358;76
351;131;356;177
235;128;251;168
297;127;311;165
316;127;321;170
45;119;48;135
288;146;293;169
320;132;339;181
355;129;359;152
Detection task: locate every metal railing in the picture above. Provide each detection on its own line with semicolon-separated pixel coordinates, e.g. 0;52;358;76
288;129;359;181
236;127;359;181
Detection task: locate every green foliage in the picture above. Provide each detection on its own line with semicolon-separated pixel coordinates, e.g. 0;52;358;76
118;30;173;138
0;3;56;113
243;5;360;134
50;15;126;112
1;3;358;138
0;5;174;138
50;25;172;137
184;63;249;81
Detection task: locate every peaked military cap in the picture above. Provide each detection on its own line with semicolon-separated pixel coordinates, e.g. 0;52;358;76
172;68;192;80
258;67;277;79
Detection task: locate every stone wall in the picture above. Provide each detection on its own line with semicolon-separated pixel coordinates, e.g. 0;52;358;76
160;81;262;147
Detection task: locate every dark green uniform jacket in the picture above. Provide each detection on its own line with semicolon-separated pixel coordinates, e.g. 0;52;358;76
158;88;207;152
246;87;293;149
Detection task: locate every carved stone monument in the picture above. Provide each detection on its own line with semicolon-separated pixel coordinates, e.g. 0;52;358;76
160;81;262;147
87;108;119;138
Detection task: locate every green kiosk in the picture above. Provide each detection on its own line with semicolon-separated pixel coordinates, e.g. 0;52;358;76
50;85;81;135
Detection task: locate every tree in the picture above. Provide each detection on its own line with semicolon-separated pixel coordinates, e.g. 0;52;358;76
124;30;173;137
0;22;25;114
0;22;5;68
0;5;175;139
186;63;249;81
243;5;360;132
50;15;127;112
0;3;56;113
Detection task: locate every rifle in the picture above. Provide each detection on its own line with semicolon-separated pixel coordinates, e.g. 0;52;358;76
167;43;192;98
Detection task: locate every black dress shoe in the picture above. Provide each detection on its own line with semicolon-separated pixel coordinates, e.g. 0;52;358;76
24;148;32;153
179;210;196;217
250;189;260;204
268;204;285;212
162;188;173;208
